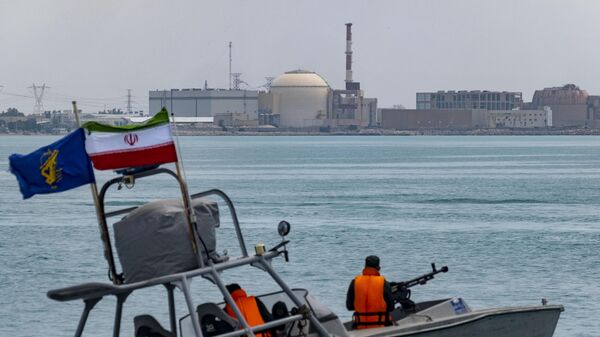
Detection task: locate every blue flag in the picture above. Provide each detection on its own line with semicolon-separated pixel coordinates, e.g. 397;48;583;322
9;128;95;199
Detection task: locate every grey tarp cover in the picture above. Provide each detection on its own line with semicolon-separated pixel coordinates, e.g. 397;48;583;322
113;198;219;283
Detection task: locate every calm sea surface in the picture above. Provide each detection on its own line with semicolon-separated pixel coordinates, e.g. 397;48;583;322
1;135;599;337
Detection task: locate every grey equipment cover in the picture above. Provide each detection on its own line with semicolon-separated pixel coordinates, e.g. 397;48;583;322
113;198;219;283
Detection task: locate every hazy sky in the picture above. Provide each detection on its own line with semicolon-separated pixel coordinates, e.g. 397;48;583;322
1;0;599;113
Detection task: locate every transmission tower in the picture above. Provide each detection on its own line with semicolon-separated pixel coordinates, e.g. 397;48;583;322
264;77;275;91
231;73;247;90
29;83;49;114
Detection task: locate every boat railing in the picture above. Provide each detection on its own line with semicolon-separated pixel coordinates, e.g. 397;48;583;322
49;164;333;337
48;248;333;337
96;167;250;284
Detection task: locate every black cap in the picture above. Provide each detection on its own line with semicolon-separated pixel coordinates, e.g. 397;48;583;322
225;283;241;293
365;255;380;269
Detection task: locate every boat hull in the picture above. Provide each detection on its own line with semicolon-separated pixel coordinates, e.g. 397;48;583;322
350;305;563;337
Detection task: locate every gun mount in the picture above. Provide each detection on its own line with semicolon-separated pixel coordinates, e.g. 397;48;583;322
390;263;449;310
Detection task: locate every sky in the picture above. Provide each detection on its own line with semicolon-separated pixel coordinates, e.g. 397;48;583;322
1;0;599;114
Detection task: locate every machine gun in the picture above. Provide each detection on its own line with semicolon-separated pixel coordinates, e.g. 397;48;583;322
390;263;449;311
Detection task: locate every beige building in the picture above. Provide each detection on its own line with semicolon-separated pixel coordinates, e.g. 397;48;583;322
268;70;331;128
530;84;588;127
381;108;552;130
381;109;473;130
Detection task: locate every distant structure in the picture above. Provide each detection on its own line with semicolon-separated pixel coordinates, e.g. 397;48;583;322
150;24;379;130
256;23;377;129
231;73;247;90
380;108;552;130
416;90;523;110
331;23;378;127
267;70;331;128
29;83;49;114
149;88;259;119
587;96;600;129
263;77;275;91
529;84;588;127
126;89;133;114
344;23;354;89
479;108;552;128
229;41;232;90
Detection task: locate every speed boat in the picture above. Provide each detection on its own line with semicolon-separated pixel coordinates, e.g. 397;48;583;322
47;167;563;337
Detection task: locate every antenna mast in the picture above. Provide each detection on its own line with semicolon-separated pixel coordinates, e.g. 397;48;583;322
229;41;232;90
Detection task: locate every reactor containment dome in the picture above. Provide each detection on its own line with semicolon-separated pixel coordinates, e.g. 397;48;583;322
270;70;331;128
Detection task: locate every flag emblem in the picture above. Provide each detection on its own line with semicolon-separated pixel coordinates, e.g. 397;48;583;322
124;133;138;146
40;149;62;188
9;128;95;199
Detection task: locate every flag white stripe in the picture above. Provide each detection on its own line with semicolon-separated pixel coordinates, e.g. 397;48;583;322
85;124;173;155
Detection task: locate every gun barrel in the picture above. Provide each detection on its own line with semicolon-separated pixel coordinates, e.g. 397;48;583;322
391;265;449;293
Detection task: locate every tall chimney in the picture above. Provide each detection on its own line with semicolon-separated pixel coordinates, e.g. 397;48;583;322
345;23;353;88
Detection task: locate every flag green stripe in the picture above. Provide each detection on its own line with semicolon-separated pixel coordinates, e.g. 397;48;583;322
82;108;170;133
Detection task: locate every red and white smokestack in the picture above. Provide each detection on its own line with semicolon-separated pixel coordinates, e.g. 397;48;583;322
345;23;353;85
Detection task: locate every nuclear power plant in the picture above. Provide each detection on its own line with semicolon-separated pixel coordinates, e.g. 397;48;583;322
146;23;600;133
149;23;378;130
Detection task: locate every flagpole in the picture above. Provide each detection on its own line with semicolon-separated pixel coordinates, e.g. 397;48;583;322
169;112;206;268
73;101;121;284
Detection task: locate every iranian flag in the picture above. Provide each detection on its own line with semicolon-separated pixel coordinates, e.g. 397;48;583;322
83;108;177;170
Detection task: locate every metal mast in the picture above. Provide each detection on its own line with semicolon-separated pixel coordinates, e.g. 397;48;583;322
229;41;232;90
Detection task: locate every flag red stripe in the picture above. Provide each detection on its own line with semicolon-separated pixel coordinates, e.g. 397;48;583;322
89;143;177;170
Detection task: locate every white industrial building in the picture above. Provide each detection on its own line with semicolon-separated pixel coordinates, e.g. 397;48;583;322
478;108;552;128
259;69;377;128
149;89;259;119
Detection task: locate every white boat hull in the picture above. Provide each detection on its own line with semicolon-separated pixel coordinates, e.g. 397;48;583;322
348;303;563;337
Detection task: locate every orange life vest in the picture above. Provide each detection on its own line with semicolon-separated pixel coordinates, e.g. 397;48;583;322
225;289;268;337
352;267;391;329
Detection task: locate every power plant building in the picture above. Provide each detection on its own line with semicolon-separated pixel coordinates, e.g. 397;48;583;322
149;23;378;130
268;70;331;128
258;24;377;129
530;84;588;127
416;91;523;110
381;108;552;130
149;89;259;119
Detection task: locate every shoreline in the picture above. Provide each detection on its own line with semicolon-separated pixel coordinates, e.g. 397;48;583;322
2;128;600;136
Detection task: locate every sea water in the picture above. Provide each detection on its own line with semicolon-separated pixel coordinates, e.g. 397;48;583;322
0;135;599;337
